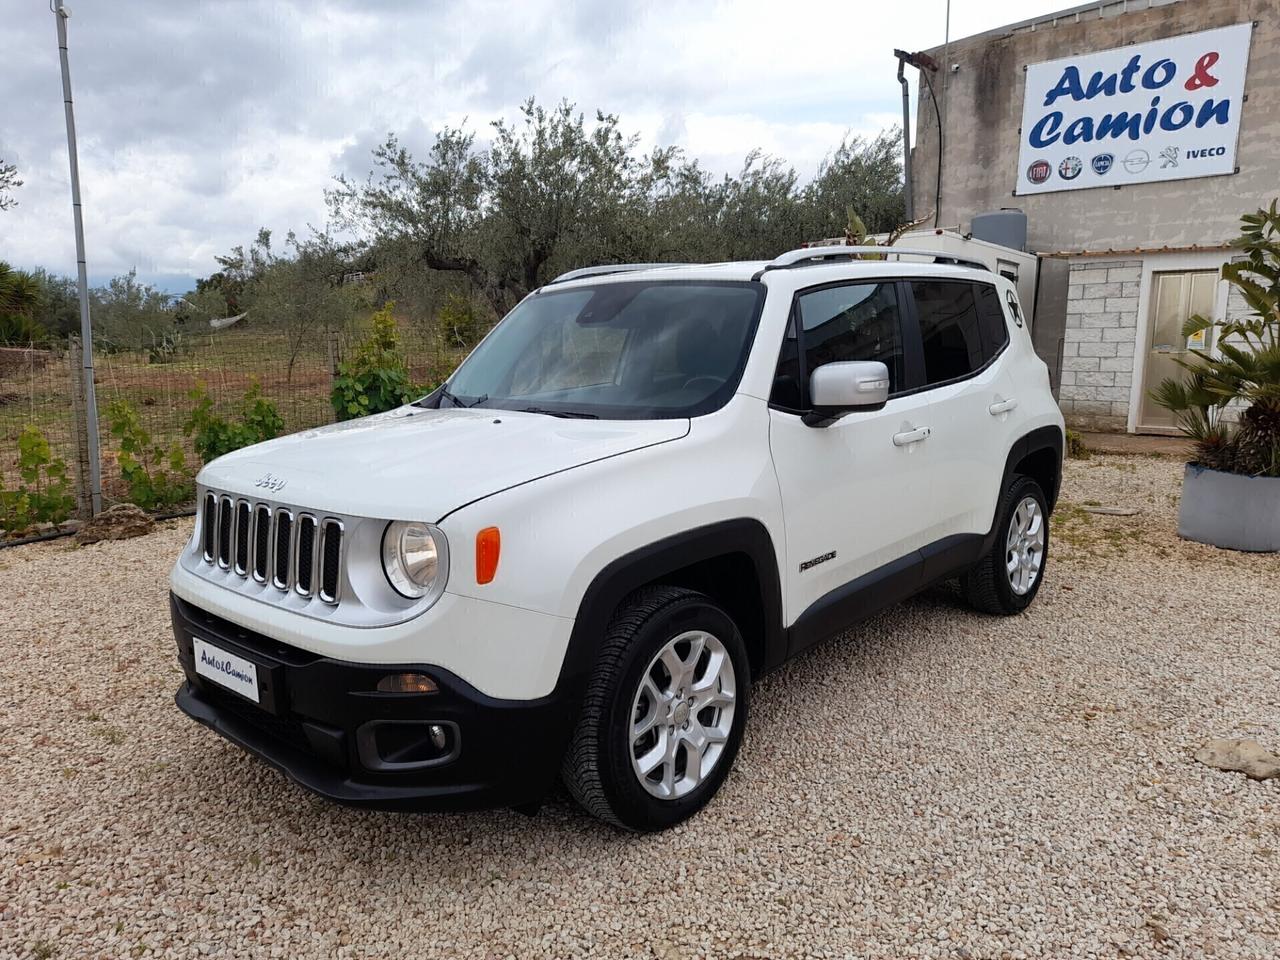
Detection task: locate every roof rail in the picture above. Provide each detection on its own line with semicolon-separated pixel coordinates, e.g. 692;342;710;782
752;244;989;280
547;263;692;285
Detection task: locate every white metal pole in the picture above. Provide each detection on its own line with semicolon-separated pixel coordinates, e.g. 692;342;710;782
54;0;103;515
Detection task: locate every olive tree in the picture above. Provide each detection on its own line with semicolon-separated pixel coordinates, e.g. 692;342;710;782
332;99;905;318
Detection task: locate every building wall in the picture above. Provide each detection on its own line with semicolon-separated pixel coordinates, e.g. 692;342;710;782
910;0;1280;253
1059;259;1141;429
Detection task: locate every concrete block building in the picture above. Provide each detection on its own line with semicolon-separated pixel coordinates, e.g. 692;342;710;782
908;0;1279;433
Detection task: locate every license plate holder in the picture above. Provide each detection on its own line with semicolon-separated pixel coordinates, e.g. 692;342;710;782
191;636;279;709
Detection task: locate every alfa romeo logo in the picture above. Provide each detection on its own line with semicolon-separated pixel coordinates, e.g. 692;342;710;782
1058;156;1083;180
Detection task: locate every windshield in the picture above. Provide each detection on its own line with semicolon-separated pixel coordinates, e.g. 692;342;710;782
439;280;765;419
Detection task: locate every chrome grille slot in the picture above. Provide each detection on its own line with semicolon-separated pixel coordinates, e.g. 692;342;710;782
196;489;347;609
252;505;271;582
217;496;233;568
319;519;343;604
294;515;317;597
234;500;251;576
273;509;293;590
202;493;217;561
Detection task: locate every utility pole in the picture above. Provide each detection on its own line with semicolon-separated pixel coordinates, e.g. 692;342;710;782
54;0;102;515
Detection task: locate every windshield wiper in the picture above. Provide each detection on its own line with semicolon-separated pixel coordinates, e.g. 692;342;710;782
518;406;599;419
434;387;488;409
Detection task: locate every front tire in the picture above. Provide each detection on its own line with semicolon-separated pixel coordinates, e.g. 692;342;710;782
962;474;1050;615
562;586;749;831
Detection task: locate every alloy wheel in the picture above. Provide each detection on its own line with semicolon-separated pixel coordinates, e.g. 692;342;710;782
629;629;737;799
1006;495;1045;596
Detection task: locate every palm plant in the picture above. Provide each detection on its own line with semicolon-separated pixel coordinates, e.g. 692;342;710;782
1151;201;1280;477
0;261;49;345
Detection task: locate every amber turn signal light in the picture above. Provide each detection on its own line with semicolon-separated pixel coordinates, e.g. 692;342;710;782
476;526;501;584
376;673;438;694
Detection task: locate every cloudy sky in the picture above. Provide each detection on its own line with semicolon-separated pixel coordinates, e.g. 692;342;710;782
2;0;1066;291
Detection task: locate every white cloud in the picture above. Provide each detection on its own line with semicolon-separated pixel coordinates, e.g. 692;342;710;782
1;0;1067;290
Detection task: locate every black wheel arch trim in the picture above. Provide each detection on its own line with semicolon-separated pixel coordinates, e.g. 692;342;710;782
1002;424;1064;513
557;518;787;693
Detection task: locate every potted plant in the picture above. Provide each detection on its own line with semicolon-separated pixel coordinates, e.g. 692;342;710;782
1151;201;1280;552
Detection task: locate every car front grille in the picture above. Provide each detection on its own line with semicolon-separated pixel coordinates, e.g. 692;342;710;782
199;491;344;605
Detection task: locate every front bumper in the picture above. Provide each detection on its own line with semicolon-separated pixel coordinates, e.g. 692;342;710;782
171;594;578;811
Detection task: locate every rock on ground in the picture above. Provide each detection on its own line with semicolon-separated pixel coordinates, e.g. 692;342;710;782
1195;738;1280;781
74;502;157;545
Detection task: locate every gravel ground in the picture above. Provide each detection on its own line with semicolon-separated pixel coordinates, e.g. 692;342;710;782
3;454;1279;960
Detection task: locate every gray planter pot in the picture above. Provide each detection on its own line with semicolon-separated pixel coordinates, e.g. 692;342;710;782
1178;463;1280;552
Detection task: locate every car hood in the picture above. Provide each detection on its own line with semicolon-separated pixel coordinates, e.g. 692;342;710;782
198;406;690;521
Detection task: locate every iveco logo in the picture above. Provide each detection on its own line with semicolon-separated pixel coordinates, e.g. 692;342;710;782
254;472;288;493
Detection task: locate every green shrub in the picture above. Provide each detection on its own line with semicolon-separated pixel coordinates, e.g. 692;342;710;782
0;425;76;535
0;311;49;345
106;399;193;511
331;302;416;420
147;329;188;364
184;381;285;463
438;292;487;349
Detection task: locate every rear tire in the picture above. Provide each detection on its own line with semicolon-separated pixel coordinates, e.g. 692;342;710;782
962;474;1049;615
561;586;749;831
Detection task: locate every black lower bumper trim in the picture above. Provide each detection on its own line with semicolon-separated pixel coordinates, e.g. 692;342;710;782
176;682;498;810
170;593;581;812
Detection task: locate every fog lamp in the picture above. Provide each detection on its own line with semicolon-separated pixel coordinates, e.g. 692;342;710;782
376;672;439;694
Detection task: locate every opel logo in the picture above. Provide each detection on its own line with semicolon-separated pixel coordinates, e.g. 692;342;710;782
254;472;287;493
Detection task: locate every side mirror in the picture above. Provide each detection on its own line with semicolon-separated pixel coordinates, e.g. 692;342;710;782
803;360;890;427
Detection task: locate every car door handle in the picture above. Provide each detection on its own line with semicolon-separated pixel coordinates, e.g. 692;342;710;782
892;426;931;446
988;397;1019;416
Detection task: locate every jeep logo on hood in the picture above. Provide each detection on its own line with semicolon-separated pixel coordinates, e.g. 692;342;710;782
254;472;288;493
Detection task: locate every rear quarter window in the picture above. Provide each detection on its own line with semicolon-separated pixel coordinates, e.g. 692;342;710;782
974;283;1010;358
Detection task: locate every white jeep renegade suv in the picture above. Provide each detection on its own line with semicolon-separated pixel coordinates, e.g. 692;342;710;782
171;245;1064;831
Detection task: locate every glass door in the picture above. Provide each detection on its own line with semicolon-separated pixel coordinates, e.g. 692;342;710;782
1138;271;1217;432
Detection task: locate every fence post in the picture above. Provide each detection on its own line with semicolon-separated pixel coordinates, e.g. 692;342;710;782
327;329;340;421
67;336;92;519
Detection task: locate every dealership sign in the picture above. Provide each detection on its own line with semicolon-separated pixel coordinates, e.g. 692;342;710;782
1016;23;1253;195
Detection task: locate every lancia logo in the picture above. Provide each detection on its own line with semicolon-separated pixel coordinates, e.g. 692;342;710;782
254;472;288;493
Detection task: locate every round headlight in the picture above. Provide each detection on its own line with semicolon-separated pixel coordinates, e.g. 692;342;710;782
381;520;449;601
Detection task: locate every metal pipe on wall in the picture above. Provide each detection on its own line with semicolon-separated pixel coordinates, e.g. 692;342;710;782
895;51;914;222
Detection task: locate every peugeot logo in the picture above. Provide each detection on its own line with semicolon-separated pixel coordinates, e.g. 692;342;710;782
254;472;288;493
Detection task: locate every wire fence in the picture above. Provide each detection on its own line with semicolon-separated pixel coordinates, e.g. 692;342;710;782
0;325;461;520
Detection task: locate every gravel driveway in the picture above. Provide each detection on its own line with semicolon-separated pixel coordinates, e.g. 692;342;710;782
3;454;1279;959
